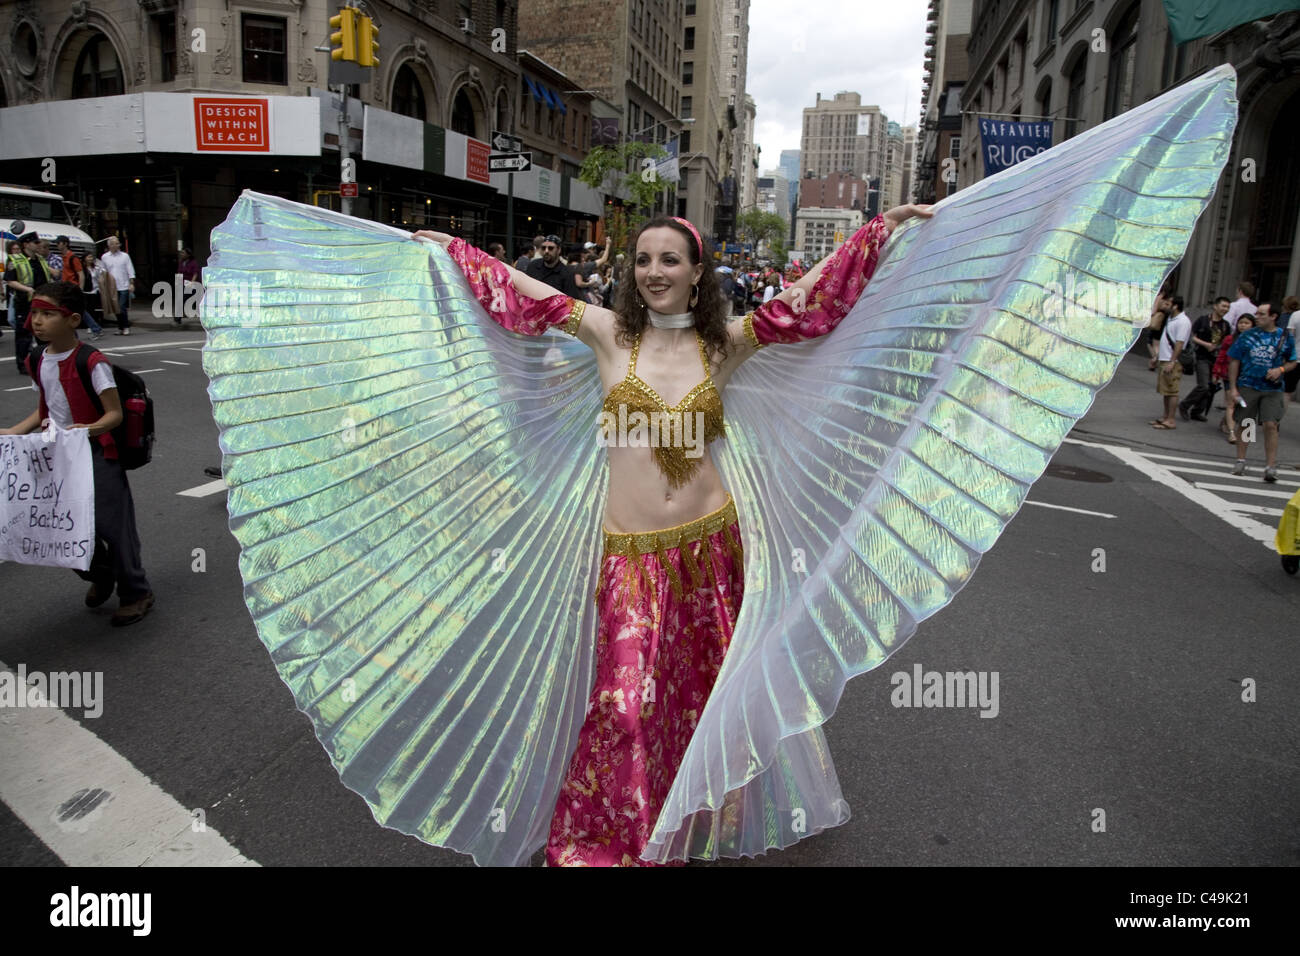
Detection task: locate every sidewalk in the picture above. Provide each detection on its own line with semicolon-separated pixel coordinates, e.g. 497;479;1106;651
1072;346;1300;472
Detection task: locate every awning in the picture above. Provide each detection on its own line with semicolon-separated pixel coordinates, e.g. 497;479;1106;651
525;77;544;104
555;94;567;115
541;85;557;110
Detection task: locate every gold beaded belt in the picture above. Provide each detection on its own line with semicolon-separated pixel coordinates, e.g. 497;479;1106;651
597;494;742;605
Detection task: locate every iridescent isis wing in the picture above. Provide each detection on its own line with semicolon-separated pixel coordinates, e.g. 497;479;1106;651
200;192;605;866
643;65;1238;862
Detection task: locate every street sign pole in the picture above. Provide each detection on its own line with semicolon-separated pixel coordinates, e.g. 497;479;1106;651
507;172;514;263
340;85;351;217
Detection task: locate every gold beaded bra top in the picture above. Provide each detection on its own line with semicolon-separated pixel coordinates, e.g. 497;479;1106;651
601;328;726;489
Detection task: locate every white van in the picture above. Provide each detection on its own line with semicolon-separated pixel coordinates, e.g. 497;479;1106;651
1;184;96;261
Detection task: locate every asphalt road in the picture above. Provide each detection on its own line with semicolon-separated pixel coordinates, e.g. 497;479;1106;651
1;324;1297;867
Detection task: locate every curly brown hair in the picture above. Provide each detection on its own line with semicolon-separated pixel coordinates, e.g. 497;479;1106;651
611;216;732;366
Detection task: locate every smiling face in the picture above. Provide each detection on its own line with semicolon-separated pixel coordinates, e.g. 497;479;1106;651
635;226;703;314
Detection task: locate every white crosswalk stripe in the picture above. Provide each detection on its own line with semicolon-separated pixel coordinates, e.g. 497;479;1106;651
1094;444;1296;548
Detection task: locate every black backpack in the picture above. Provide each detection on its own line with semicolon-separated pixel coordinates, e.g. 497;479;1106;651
30;343;155;469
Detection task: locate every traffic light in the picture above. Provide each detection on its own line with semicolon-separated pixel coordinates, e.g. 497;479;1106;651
330;8;357;62
357;15;380;68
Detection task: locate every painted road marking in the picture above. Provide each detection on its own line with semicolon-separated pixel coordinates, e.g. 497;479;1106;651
4;385;33;393
1024;500;1116;519
1192;482;1296;500
1163;464;1300;486
1104;445;1276;548
1062;436;1120;449
1222;503;1285;517
178;479;227;497
95;338;207;353
0;658;257;867
162;360;189;366
133;368;165;374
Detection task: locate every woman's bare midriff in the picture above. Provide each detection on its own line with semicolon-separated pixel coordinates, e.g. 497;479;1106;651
602;445;730;533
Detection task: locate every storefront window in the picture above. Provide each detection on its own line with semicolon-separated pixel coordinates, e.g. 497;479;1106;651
242;16;287;86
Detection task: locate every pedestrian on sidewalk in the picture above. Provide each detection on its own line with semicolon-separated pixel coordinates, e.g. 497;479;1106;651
1178;295;1230;421
1222;281;1256;338
1228;301;1299;482
3;231;53;372
100;236;136;335
1215;313;1254;442
1146;289;1172;370
1152;295;1190;429
1281;295;1300;405
56;236;103;338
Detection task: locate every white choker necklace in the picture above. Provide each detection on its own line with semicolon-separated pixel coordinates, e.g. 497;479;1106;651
646;308;695;329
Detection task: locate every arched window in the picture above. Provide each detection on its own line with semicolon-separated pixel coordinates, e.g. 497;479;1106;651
451;88;476;138
72;34;124;98
1105;5;1140;120
392;64;427;120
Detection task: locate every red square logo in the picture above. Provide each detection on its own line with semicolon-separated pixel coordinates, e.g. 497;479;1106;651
466;139;490;184
194;97;270;152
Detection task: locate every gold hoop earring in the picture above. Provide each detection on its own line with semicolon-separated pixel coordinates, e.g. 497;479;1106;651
689;284;699;308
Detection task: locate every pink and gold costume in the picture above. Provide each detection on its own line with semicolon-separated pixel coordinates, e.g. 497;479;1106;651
445;218;893;865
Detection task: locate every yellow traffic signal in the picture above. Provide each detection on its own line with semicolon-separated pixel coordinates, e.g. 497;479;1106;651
358;15;380;68
330;8;357;62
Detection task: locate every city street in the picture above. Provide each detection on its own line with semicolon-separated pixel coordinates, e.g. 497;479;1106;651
1;322;1297;867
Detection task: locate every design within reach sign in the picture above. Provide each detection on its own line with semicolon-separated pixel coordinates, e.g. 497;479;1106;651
489;152;532;172
193;97;271;152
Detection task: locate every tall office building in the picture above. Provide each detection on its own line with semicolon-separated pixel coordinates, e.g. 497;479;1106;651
680;0;737;242
800;91;886;186
518;0;684;216
722;2;755;233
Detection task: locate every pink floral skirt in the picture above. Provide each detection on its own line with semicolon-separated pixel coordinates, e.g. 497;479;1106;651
545;493;744;867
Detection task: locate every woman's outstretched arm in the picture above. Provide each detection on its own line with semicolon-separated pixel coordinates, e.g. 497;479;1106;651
734;203;934;350
413;230;588;338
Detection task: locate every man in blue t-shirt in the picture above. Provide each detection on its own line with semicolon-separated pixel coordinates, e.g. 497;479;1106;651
1228;301;1299;482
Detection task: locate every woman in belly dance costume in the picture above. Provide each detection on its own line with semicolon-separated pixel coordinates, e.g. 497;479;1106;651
414;205;933;864
201;62;1234;870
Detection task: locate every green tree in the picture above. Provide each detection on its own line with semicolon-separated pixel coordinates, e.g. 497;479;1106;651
579;141;670;243
736;209;788;258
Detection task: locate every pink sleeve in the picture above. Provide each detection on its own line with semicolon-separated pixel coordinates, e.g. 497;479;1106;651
445;238;584;336
743;214;892;348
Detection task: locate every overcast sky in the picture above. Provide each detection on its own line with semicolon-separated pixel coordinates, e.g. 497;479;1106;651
746;0;929;170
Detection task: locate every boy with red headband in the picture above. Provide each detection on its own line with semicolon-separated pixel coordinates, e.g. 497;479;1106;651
0;281;155;626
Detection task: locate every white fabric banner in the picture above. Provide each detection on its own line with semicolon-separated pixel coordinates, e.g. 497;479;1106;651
0;425;94;570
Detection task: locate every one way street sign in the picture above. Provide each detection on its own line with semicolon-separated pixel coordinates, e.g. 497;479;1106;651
488;152;532;172
491;130;523;152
